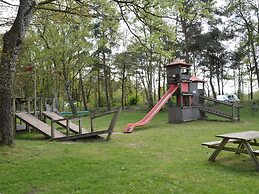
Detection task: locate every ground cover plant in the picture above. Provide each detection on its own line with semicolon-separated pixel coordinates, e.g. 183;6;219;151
1;106;259;194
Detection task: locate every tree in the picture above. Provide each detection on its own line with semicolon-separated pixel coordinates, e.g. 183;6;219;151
0;0;222;145
223;0;259;89
195;26;229;98
0;0;37;145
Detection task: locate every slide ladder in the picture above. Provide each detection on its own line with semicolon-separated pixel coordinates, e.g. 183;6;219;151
124;84;179;133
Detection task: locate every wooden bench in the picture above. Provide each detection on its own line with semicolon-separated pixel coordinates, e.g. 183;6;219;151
202;139;259;156
202;139;240;148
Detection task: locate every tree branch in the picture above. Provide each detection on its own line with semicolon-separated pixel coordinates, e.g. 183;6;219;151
0;0;18;7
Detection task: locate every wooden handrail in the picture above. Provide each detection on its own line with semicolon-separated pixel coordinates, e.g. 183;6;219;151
199;96;242;108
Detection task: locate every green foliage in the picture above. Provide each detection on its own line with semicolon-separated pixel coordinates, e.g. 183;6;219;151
128;96;139;106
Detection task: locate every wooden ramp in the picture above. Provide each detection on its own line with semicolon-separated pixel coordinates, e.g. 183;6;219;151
199;106;237;121
199;96;241;121
54;107;122;141
42;111;89;133
15;112;65;138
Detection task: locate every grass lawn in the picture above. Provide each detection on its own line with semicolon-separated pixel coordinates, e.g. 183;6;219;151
1;106;259;194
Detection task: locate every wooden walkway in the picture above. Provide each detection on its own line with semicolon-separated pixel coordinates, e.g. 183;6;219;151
42;111;89;134
199;106;234;120
15;112;65;138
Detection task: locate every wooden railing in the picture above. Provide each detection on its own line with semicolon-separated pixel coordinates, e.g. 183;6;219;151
199;96;242;121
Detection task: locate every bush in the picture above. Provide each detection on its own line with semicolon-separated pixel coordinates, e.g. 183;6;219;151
128;96;139;106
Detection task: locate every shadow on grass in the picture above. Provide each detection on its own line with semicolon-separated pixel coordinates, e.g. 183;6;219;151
60;135;108;144
203;119;232;123
204;155;258;173
15;132;49;141
16;131;110;144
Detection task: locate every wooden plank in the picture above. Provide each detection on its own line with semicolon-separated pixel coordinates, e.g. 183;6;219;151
55;107;122;141
208;138;229;161
53;129;110;141
199;106;233;120
15;112;65;138
202;139;239;147
16;124;26;132
217;131;259;141
43;111;89;133
199;96;242;107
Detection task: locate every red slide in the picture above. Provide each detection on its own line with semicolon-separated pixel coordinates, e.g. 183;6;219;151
124;84;179;133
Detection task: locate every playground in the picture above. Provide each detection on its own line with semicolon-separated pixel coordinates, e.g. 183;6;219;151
1;0;259;193
0;60;258;194
1;107;259;194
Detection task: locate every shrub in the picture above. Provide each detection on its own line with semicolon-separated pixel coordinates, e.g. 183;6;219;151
128;96;139;106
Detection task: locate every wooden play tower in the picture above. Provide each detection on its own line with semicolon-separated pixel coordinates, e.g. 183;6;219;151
165;59;205;123
125;59;241;133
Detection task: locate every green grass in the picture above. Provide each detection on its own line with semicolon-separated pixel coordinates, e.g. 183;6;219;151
1;106;259;194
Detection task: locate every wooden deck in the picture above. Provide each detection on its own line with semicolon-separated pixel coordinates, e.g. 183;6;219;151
42;111;89;134
15;112;65;138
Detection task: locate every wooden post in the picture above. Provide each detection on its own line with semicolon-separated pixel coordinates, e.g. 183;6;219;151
90;116;94;132
232;102;235;121
79;118;82;134
179;67;183;122
237;104;240;121
39;98;43;120
51;119;54;138
106;107;122;141
34;74;37;116
90;111;95;132
52;98;55;112
66;120;70;136
44;98;47;111
27;99;30;114
13;98;16;134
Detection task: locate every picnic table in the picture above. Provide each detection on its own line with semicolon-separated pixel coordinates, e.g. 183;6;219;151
202;131;259;170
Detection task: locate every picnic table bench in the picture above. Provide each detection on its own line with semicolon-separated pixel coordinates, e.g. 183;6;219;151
202;131;259;170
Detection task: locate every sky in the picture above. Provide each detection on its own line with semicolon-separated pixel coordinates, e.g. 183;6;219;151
0;0;18;33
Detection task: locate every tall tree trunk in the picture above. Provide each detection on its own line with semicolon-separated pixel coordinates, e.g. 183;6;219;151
121;62;126;108
147;52;154;110
62;65;77;114
0;0;35;145
79;70;88;111
180;17;190;63
102;52;110;111
158;55;161;100
97;69;101;108
239;9;259;88
248;53;254;100
250;41;259;88
108;72;113;106
64;80;77;115
237;64;242;99
216;64;221;95
209;56;216;99
220;65;224;95
135;71;138;100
